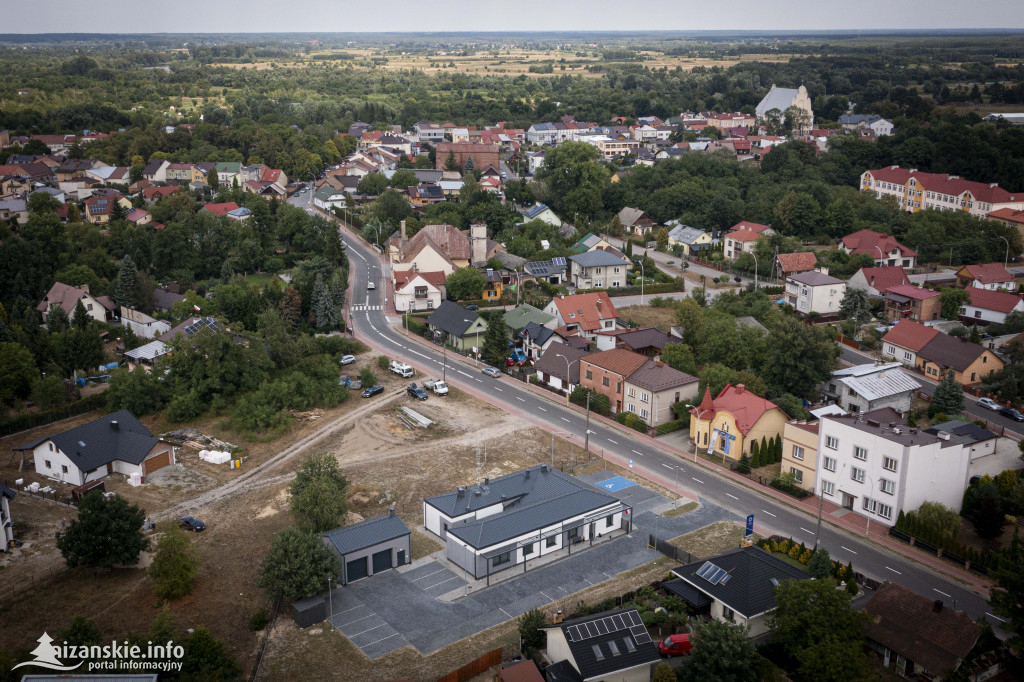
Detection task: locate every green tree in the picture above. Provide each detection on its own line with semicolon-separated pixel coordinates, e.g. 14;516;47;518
310;274;338;330
463;155;475;176
913;501;962;540
962;479;1005;539
518;608;546;654
31;374;67;411
679;619;758;682
839;287;872;324
481;313;510;367
808;547;832;579
46;304;70;333
691;287;707;307
71;298;90;329
257;527;340;601
535;142;609;220
760;313;839;398
661;342;697;375
652;662;676;682
105;368;170;416
444;150;460;172
56;491;149;568
288;453;350;533
358;367;377;386
149;523;200;601
113;254;141;310
0;342;38;402
939;287;970;321
178;626;243;681
445;267;486;301
931;373;965;416
357;172;387;196
59;615;102;647
990;528;1024;652
389;169;418;189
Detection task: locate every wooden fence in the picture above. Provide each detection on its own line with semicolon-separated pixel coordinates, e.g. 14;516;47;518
436;647;502;682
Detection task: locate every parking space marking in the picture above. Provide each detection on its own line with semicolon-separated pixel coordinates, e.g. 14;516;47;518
335;605;365;616
340;614;378;627
411;568;447;582
362;632;402;648
540;591;555;602
350;623;388;638
499;607;513;619
422;575;462;591
886;566;902;575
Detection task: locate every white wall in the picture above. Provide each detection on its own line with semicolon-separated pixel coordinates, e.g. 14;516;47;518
32;443;85;486
961;303;1020;324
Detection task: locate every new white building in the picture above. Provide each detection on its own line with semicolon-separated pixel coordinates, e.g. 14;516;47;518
815;409;971;527
785;270;847;315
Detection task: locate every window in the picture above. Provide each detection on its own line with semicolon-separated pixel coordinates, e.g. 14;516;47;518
854;446;867;461
822;480;835;496
904;350;912;361
824;456;837;472
44;459;51;469
851;467;865;483
602;376;610;387
48;443;54;452
641;392;649;403
586;370;593;380
880;478;895;495
878;504;892;520
545;536;558;548
825;436;838;450
61;465;68;474
862;497;877;513
567;527;579;540
493;551;511;566
722;606;735;621
641;409;649;419
606;514;616;528
792;445;804;461
790;467;803;483
523;543;535;556
883;457;897;472
627;403;635;413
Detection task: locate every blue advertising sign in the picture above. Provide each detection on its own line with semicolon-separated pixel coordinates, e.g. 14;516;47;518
745;514;754;537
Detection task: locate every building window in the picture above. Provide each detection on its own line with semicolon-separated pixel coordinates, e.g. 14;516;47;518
493;551;511;566
45;459;51;469
883;457;897;472
878;504;893;520
523;543;535;556
822;480;835;496
545;536;558;548
602;376;610;387
722;606;735;621
825;436;838;450
628;387;636;398
586;370;593;380
641;409;648;419
824;456;837;472
851;467;865;483
880;478;895;495
641;393;649;403
606;514;616;528
792;445;804;461
854;446;867;461
61;465;68;474
863;497;877;514
790;468;803;483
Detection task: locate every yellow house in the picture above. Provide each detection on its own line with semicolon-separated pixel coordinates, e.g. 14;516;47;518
667;224;713;256
781;420;820;491
689;384;789;462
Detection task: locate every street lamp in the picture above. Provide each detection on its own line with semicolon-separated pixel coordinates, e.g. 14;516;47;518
874;245;884;266
751;252;758;290
813;462;846;550
435;331;448;382
635;257;645;305
997;235;1010;267
327;576;333;631
555;353;579;405
685;403;711;463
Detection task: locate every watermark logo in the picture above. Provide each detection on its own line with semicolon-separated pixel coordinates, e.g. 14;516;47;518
14;632;184;673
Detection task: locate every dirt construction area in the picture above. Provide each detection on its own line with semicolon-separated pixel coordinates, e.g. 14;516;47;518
0;380;598;680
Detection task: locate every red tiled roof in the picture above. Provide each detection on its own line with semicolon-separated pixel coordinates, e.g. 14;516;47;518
581;348;648;378
961;263;1013;284
881;319;940;352
202;202;241;216
704;384;784;435
988;208;1024;224
885;284;939;301
260;168;283;183
866;166;1021;204
552;293;619;332
775;252;817;274
730;221;772;233
394;270;447;289
966;287;1024;314
143;186;179;200
401;224;471;262
726;229;760;243
841;229;917;258
858;266;910;292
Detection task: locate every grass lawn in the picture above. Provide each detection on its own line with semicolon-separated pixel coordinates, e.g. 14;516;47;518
669;521;761;560
410;529;443;560
243;272;276;287
662;501;698;518
617;305;677;332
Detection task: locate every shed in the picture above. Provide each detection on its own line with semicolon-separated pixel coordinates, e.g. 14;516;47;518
323;509;411;584
292;596;326;628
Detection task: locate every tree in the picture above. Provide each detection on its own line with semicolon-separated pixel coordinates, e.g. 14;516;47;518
839;288;872;324
257;527;340;601
278;287;302;329
661;342;697;375
691;287;707;307
31;374;67;411
310;274;338;330
288;453;350;533
46;304;70;333
518;608;546;654
358;367;377;386
59;615;102;647
679;619;758;682
0;342;38;402
481;313;510;367
962;479;1005;539
463;155;475;176
808;547;832;579
931;373;965;416
178;626;243;681
760;313;839;398
990;528;1024;652
445;267;486;301
652;663;676;682
914;501;962;540
105;367;169;416
654;227;669;251
71;298;91;329
357;172;387;196
56;491;149;568
444;150;460;172
149;523;200;601
114;255;141;310
389;169;418;189
939;287;970;321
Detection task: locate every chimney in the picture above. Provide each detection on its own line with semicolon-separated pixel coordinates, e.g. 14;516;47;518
937;431;951;441
474;489;482;496
457;486;465;498
389;507;395;517
735;384;745;394
525;469;531;479
110;420;119;430
933;599;943;613
400;219;407;248
892;426;902;435
483;477;490;485
541;464;549;473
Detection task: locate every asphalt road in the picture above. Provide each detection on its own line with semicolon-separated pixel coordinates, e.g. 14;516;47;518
338;221;1003;633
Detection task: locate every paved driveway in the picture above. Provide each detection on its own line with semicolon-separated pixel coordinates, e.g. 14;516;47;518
328;476;736;658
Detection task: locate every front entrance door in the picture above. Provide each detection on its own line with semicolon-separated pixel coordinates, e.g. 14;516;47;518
841;492;855;510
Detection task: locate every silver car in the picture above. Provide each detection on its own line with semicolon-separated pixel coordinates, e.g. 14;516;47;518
481;367;502;378
977;397;1000;411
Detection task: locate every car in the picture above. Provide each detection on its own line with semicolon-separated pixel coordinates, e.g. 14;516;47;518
482;367;502;378
362;385;384;398
407;383;428;401
177;516;206;532
1000;406;1024;421
465;304;479;311
367;282;376;290
340;355;356;365
977;397;1000;411
658;634;692;657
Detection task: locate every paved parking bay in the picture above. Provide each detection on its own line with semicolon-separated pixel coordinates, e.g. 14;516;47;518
327;589;409;659
405;559;466;598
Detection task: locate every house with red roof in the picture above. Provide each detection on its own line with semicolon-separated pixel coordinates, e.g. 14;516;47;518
884;285;941;323
960;287;1024;325
847;266;911;297
988;208;1024;238
37;282;116;324
542;293;620;340
839;229;917;268
881;319;940;367
954;263;1015;291
689;384;789;462
143;185;179;202
202;202;241;216
861;166;1024;218
723;221;775;260
124;208;151;226
393;270;447;313
579;348;649;415
774;252;818;278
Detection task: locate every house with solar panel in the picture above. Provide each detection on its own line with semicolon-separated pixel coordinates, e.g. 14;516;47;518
423;465;631;585
665;546;811;638
524;257;568;285
538;608;660;682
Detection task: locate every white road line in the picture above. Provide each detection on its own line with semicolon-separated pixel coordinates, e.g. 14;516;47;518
886;566;902;575
583;578;594;586
457;370;471;377
840;546;857;554
933;589;952;598
475;378;483;383
538;407;547;412
499;607;513;619
726;493;738;500
334;605;365;616
540;591;555;602
561;417;571;422
342;614;378;627
607;439;618;445
986;612;1008;623
349;623;387;637
409;350;428;358
800;527;814;534
422;575;461;591
517;397;525;402
661;463;673;470
494;387;503;392
632;449;643;456
362;632;402;648
411;568;446;582
760;509;777;517
692;477;704;484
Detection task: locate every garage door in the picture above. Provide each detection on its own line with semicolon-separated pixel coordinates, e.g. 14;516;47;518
372;549;393;574
142;451;172;474
346;557;368;583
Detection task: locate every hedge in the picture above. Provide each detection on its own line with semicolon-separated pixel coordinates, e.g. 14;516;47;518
769;477;811;499
616;411;648;433
654;419;688;435
0;393;107;437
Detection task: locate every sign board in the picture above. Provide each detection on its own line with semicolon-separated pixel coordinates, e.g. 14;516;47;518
708;429;737;455
745;514;754;537
628;458;634;469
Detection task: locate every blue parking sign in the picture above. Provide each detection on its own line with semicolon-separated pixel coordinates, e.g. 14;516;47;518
628;458;633;469
745;514;754;537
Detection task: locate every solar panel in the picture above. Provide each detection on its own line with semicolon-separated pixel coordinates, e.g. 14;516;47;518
552;256;566;266
634;630;652;645
628;611;643;627
696;561;715;580
630;625;646;638
698;561;731;585
611;614;625;630
595;619;608;635
567;625;581;642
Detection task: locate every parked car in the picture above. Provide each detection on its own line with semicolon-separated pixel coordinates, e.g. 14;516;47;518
340;355;356;365
362;385;384;398
367;282;376;290
1000;406;1024;422
658;634;692;657
465;304;479;311
177;516;206;532
407;383;428;401
977;397;1000;411
482;367;502;378
423;379;449;396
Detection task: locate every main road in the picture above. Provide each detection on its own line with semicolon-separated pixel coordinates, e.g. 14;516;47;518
332;214;1002;632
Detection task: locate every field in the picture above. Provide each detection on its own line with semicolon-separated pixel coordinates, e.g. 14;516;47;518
616;304;678;332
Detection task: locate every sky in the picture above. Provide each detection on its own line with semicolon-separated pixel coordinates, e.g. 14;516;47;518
4;1;1024;34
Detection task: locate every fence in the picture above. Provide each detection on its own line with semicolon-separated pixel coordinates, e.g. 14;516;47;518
886;527;988;576
2;481;77;509
0;394;106;437
0;562;65;604
649;534;695;565
435;647;502;682
250;598;281;682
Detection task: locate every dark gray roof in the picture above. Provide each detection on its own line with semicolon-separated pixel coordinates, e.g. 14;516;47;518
569;251;629;268
626;360;698;393
540;608;660;680
1;483;15;500
151;287;185;311
789;270;844;286
543;660;584;682
14;409;163;474
661;578;712;608
323;512;410;557
427;301;479;337
524;260;567;278
520;321;555;346
924;420;997;444
616;327;673;353
534;343;590;384
671;546;810;618
919;334;987;373
426;464;589;518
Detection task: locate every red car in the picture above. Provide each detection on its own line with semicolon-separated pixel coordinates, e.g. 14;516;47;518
658;634;692;657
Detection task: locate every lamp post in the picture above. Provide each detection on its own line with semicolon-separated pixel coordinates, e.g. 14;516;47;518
555;353;579;405
636;257;645;305
751;252;758;290
327;576;333;631
863;473;874;539
584;392;591;453
813;462;845;550
874;245;884;266
685;403;711;463
997;235;1010;267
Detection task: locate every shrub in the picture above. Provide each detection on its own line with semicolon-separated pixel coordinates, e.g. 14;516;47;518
150;524;200;601
654;419;687;435
249;607;269;631
616;411;648;433
736;454;751;474
359;367;377;386
846;575;859;595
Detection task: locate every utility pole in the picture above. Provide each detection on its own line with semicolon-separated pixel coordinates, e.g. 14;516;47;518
584;392;591;453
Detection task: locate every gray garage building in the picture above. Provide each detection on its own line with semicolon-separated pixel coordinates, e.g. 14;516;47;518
323;509;411;585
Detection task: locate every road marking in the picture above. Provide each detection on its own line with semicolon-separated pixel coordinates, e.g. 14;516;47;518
726;493;738;500
475;378;483;383
632;449;643;456
343;614;378;627
411;568;446;581
886;566;902;575
986;612;1008;623
517;397;525;402
841;546;857;554
409;350;428;358
362;632;402;648
800;527;814;535
494;387;503;392
661;463;673;470
933;589;952;598
350;623;387;637
607;439;618;445
499;607;513;619
457;370;471;377
537;407;547;412
561;417;571;422
540;591;555;602
335;605;365;616
422;575;461;591
692;477;704;484
760;509;776;517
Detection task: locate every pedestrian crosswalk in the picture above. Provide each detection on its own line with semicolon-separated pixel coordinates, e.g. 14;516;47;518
351;305;383;311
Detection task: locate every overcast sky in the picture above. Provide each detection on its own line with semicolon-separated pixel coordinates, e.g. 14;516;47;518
4;1;1023;33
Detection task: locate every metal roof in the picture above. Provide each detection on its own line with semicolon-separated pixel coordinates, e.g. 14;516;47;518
322;512;409;557
427;301;481;338
569;251;629;268
832;363;921;402
426;465;590;518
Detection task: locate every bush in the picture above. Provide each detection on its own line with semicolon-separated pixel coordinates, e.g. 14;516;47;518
736;454;751;474
616;411;648;433
150;524;200;601
377;355;390;370
654;419;687;435
249;608;269;631
359;367;377;386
